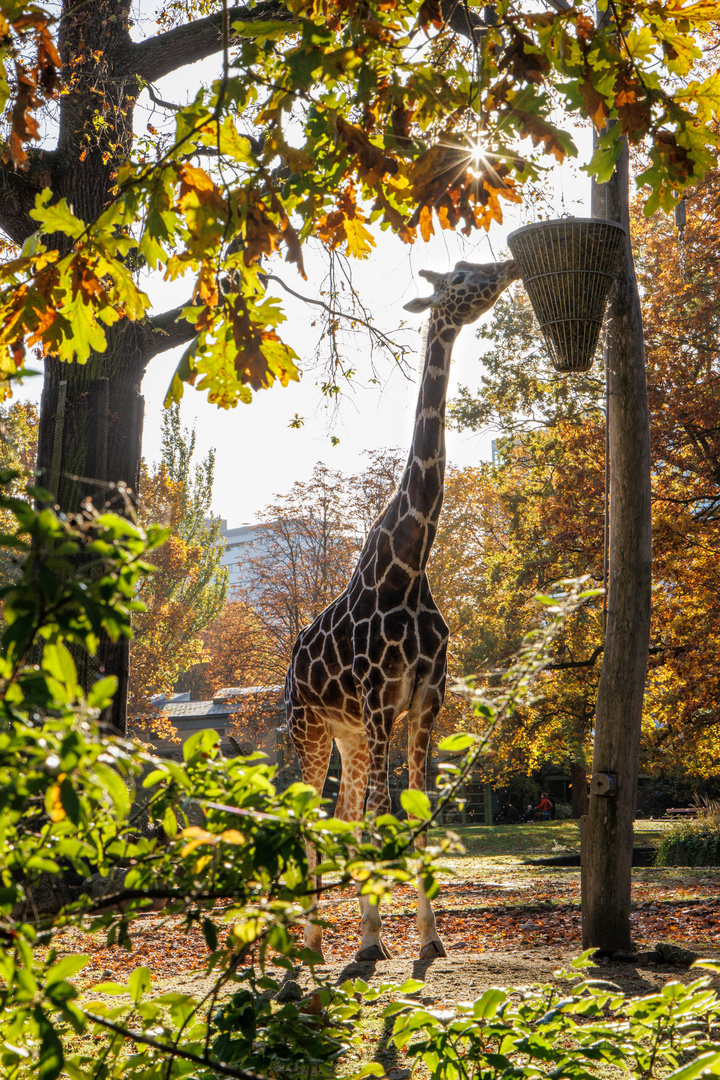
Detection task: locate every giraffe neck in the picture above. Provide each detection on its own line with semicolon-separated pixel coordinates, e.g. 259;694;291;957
374;313;458;579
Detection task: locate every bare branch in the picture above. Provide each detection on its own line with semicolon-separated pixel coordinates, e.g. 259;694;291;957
261;272;409;359
145;84;181;112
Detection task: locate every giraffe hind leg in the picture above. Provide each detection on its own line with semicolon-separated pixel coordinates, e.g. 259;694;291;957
335;731;391;962
408;699;447;960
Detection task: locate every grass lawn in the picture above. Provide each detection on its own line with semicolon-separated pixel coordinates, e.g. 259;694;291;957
428;819;670;858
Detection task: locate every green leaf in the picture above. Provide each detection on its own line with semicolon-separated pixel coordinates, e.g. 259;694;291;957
400;790;431;820
35;1008;64;1080
692;960;720;972
42;642;77;691
164;336;198;407
183;727;219;762
202;918;218;951
437;733;477;753
89;981;130;995
87;676;118;709
60;777;81;825
46;955;89;986
128;967;152;1004
163;804;178;838
30;195;85;239
230;17;292;37
473;987;507;1019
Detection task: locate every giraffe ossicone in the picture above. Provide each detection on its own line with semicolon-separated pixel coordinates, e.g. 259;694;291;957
285;258;518;962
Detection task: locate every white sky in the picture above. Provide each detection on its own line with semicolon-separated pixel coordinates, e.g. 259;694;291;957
19;26;596;528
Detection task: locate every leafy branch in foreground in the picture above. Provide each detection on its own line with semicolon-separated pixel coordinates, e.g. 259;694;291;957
360;954;720;1080
0;471;596;1079
5;481;716;1080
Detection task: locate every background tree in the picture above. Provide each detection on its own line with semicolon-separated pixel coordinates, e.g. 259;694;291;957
241;451;403;672
128;406;228;736
177;597;272;698
244;464;360;673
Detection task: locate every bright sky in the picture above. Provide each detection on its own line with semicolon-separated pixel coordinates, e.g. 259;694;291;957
20;19;596;528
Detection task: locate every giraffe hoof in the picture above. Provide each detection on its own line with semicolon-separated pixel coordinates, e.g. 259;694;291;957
355;943;391;962
419;939;447;960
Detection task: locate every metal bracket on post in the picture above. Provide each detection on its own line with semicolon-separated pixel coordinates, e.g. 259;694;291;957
590;772;617;797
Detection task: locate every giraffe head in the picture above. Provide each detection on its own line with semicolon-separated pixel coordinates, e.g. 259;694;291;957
403;259;518;326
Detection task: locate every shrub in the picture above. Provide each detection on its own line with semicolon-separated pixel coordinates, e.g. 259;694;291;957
657;817;720;866
657;799;720;866
0;473;454;1079
368;952;720;1080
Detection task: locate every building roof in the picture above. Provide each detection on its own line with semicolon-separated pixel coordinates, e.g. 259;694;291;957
161;686;284;722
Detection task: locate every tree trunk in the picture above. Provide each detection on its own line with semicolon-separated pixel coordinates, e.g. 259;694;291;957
571;761;588;819
36;320;148;734
581;143;652;952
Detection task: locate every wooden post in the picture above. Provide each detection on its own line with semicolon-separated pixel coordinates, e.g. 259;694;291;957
581;143;652;951
484;784;494;826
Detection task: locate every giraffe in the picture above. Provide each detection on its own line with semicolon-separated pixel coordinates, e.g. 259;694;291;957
285;258;518;961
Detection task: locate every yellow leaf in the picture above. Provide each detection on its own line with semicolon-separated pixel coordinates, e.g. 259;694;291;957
221;829;246;844
46;778;66;822
342;217;376;258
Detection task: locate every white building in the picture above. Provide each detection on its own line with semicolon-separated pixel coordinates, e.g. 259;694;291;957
217;521;274;595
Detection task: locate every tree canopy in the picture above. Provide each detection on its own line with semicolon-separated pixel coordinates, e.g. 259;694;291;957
1;0;718;402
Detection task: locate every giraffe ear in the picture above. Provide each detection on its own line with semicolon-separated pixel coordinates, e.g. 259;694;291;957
403;296;434;313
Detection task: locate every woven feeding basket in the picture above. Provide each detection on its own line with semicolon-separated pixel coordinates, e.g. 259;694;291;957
507;218;626;373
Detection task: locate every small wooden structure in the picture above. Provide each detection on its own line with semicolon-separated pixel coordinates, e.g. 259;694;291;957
508;217;626;372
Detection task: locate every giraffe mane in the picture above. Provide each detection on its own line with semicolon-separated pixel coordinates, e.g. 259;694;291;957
417;320;430;379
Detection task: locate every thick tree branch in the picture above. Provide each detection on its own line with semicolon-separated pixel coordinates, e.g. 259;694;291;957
546;645;604;671
0;151;60;244
439;0;488;39
143;305;197;360
125;1;291;83
126;0;489;84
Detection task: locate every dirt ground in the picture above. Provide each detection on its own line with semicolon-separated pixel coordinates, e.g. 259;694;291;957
163;945;720;1010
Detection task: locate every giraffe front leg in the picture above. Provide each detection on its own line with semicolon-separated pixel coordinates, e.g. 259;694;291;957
288;703;332;962
409;706;447;960
357;892;391;961
415;832;447;959
304;843;325;960
335;732;390;960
